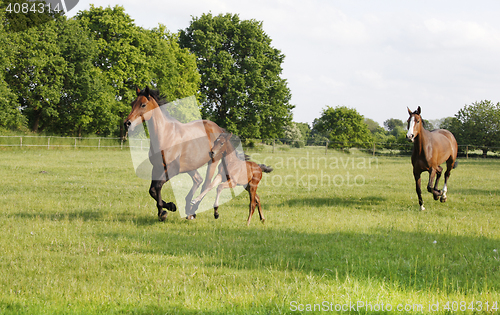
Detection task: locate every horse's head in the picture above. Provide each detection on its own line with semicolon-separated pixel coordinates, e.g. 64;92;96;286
209;133;232;161
406;106;422;142
124;86;160;131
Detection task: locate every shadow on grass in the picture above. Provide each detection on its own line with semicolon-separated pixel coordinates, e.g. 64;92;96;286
283;196;386;208
454;188;500;196
11;210;104;221
98;224;500;295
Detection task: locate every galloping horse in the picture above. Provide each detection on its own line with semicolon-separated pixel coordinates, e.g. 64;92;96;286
406;106;458;210
124;87;225;220
191;133;273;225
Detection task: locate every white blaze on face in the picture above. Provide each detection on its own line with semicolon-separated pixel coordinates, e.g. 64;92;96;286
407;116;416;140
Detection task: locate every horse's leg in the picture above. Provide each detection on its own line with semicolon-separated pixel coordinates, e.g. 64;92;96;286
149;179;169;221
440;159;454;202
201;159;218;192
414;169;425;211
427;168;442;200
185;170;204;219
432;165;443;200
191;174;223;206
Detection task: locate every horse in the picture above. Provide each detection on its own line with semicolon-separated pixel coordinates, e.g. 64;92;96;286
191;133;273;225
124;86;225;221
406;106;458;211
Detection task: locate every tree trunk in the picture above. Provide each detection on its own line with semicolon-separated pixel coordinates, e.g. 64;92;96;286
482;148;488;158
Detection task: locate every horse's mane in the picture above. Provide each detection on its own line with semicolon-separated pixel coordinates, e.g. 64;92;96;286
138;87;168;106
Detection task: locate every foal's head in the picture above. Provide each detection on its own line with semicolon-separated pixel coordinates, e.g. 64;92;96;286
124;86;161;131
406;106;423;142
209;133;232;161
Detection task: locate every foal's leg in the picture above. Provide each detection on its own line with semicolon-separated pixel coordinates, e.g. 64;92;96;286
246;184;258;226
414;169;425;211
432;165;443;200
254;193;265;223
191;174;223;206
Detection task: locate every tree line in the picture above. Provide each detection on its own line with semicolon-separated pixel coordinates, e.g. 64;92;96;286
286;101;500;156
0;3;293;139
1;2;499;154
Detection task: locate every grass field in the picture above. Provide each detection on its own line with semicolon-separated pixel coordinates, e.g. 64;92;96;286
0;147;498;314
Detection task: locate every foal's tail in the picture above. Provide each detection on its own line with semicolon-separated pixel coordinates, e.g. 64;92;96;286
259;164;273;173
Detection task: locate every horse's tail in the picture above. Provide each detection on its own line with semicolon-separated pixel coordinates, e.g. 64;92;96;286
259;164;273;173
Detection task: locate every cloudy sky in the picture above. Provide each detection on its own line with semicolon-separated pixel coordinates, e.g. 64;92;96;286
68;0;500;126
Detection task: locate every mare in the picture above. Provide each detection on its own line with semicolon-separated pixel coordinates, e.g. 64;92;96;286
406;106;458;211
124;87;225;220
191;133;273;225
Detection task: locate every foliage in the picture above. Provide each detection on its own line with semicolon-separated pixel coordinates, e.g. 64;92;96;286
453;100;500;155
282;122;304;147
0;3;25;129
1;5;199;136
312;106;372;148
179;13;293;139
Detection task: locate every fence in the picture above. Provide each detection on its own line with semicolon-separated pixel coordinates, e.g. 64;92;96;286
0;135;499;158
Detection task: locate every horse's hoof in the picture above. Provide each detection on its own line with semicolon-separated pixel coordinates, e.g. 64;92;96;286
440;196;447;203
420;205;425;211
214;213;219;219
186;214;196;220
433;194;440;201
165;202;177;212
159;210;168;221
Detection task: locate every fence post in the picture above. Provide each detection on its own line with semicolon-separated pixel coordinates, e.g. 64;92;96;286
272;139;275;153
98;138;101;150
325;140;329;155
20;137;22;147
373;142;376;156
121;139;123;150
47;137;50;150
74;138;77;149
466;145;469;159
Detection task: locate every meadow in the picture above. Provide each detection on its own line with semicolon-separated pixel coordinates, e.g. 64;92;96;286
0;147;498;314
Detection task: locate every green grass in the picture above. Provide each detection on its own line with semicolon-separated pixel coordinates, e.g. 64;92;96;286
0;148;499;314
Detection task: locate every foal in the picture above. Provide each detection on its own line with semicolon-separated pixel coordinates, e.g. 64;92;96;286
406;106;458;210
191;133;273;225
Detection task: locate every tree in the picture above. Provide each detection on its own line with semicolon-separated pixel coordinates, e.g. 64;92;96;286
179;13;294;139
282;122;304;147
6;18;66;132
0;1;25;130
75;5;200;137
454;100;500;156
56;17;118;136
312;106;372;149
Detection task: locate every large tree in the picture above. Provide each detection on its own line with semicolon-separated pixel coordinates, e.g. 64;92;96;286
179;13;293;139
75;5;200;137
312;106;372;148
454;100;500;156
0;1;25;130
6;18;66;132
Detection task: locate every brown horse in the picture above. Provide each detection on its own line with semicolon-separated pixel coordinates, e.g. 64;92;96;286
124;87;225;220
406;106;458;210
191;133;273;225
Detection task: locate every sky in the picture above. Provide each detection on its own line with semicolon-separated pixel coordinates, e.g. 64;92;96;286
67;0;500;127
